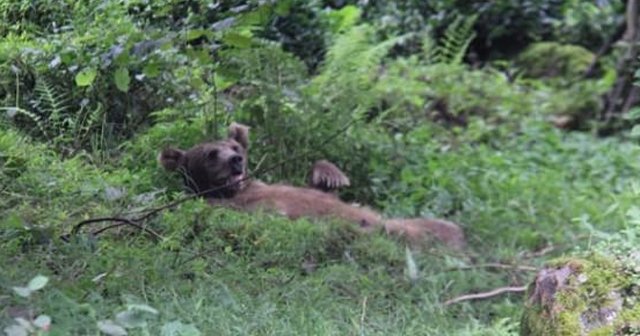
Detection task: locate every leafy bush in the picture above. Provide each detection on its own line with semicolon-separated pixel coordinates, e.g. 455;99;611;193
550;0;625;49
355;0;566;60
516;42;594;80
369;120;640;250
0;0;75;36
0;1;288;156
514;42;615;131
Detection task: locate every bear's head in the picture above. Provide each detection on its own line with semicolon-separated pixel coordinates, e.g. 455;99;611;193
158;122;250;198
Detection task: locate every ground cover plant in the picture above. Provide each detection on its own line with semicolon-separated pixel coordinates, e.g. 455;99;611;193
2;1;640;335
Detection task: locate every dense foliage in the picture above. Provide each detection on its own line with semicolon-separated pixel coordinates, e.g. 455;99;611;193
1;0;639;335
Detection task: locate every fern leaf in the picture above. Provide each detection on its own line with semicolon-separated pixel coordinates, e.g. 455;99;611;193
433;15;477;65
0;106;48;137
311;24;413;110
32;75;70;124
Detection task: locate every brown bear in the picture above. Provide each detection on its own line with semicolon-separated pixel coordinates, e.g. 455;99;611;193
158;122;466;249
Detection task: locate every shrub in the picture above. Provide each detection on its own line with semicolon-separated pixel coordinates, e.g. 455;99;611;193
516;42;595;80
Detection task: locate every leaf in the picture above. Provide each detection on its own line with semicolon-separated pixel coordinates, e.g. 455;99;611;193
115;310;147;329
49;55;61;69
626;206;640;225
104;186;126;201
97;320;128;336
214;73;236;91
274;0;292;16
115;304;158;328
222;33;252;49
3;325;28;336
626;107;640;120
143;62;160;78
127;304;159;315
185;29;210;41
133;190;163;205
13;318;33;331
33;315;51;330
92;272;109;283
326;5;362;33
160;321;202;336
5;107;17;118
630;124;640;138
211;17;235;31
75;68;97;86
5;213;24;229
12;287;32;298
27;275;49;291
114;67;130;92
404;246;419;282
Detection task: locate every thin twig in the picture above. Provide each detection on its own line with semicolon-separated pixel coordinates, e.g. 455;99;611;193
71;217;163;241
444;285;527;306
70;181;245;238
519;235;591;260
446;263;537;272
92;223;129;236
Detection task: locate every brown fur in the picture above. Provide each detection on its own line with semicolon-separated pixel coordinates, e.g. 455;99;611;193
159;123;466;250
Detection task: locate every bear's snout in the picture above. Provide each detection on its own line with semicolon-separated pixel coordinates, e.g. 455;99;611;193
230;155;244;175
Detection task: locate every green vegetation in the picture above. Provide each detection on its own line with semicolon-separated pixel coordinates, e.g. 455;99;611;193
1;1;639;335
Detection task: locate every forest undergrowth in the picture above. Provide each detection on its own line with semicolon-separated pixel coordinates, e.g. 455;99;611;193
1;1;639;335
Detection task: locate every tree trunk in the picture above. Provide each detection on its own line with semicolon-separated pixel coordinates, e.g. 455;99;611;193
602;0;640;125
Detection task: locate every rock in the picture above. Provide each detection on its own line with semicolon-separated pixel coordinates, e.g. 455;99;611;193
520;254;640;335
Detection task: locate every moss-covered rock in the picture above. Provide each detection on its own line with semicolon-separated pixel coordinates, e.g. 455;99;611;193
516;42;594;80
521;253;640;335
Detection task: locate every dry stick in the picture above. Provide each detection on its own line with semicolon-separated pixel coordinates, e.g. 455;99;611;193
70;179;250;238
443;285;527;306
519;234;592;260
71;217;163;241
520;244;555;259
69;118;361;238
445;263;538;273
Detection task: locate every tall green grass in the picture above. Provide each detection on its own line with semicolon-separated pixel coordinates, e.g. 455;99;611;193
2;115;640;334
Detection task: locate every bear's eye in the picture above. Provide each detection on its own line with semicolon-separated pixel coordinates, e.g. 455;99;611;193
231;145;240;152
207;149;219;160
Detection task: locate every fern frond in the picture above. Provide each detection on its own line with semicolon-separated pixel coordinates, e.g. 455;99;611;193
420;35;437;64
312;24;373;88
0;106;48;137
32;75;70;124
311;24;412;110
72;102;103;143
432;15;477;65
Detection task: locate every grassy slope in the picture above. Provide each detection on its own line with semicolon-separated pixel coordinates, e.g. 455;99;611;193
2;116;640;335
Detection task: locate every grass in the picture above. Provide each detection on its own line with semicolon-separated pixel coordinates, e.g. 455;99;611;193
2;115;640;335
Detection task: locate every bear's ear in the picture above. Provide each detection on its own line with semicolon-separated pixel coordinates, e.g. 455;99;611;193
158;147;185;172
228;122;250;149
